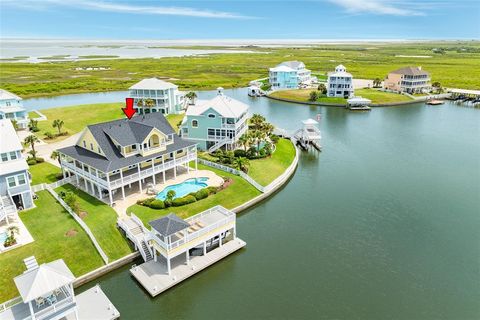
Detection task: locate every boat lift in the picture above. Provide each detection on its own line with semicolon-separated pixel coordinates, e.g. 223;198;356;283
292;119;322;151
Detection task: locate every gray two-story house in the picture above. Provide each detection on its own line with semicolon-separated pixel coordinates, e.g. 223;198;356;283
0;119;33;223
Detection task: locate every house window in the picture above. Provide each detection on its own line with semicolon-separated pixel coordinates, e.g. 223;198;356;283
1;153;8;162
6;101;11;106
98;147;101;153
17;174;26;185
132;144;137;150
83;141;86;148
208;113;215;118
90;143;94;151
7;176;16;188
9;151;17;160
208;129;215;136
192;120;198;128
176;149;182;154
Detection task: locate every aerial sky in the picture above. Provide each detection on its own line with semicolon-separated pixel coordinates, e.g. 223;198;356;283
0;0;478;40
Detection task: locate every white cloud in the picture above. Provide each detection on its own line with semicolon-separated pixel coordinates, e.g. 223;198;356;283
328;0;425;16
0;0;255;19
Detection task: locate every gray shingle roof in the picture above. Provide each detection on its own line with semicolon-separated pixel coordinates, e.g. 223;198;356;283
149;213;190;237
58;113;196;172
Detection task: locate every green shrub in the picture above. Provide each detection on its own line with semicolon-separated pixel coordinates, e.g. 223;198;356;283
206;186;218;195
172;195;197;207
164;199;172;207
149;199;165;209
194;188;209;201
234;149;246;157
27;159;37;165
270;134;280;144
44;131;55;139
35;157;45;163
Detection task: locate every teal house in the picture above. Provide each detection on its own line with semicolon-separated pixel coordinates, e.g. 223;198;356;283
0;89;29;130
180;88;249;152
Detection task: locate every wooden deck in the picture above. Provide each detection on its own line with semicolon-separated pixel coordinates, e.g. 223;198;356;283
130;238;246;297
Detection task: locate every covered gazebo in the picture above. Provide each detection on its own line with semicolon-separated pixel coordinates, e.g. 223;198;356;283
13;259;78;320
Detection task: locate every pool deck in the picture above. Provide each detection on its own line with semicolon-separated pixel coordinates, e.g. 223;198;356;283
114;168;223;217
130;238;246;297
0;285;119;320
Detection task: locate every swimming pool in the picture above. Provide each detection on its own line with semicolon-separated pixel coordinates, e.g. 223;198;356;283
156;177;209;201
0;232;7;245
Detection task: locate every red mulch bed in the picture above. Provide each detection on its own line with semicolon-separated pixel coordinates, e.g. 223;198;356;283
65;229;78;237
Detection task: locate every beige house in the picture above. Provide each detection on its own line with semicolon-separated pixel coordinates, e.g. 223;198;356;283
384;66;431;94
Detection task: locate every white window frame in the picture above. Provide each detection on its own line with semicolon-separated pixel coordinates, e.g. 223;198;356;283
6;173;27;188
191;120;198;128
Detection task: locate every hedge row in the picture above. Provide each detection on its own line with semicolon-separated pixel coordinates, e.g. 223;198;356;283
137;186;218;210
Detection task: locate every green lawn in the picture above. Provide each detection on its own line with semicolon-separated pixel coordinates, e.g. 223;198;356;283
55;184;133;261
165;113;185;133
269;89;346;104
248;139;296;186
35;102;124;142
354;88;413;104
0;191;104;302
128;164;261;226
28;162;61;185
270;88;413;105
2;41;479;98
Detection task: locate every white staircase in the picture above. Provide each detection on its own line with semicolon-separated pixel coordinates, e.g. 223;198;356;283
208;137;234;153
0;196;17;223
118;215;153;262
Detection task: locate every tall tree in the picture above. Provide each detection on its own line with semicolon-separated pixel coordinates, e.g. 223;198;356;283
233;157;250;173
23;134;40;158
51;150;61;166
52;119;64;135
238;133;249;152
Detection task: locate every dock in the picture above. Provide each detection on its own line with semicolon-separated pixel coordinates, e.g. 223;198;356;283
131;238;246;297
426;99;444;105
292;119;322;151
0;285;119;320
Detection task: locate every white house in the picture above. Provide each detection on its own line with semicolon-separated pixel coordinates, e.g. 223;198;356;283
128;78;186;115
327;65;354;98
0;89;29;129
269;61;314;90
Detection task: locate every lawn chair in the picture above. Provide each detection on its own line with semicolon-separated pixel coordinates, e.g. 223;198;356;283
35;297;45;308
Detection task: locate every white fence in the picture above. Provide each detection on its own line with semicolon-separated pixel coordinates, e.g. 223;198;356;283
198;159;265;192
45;186;109;264
31;176;74;193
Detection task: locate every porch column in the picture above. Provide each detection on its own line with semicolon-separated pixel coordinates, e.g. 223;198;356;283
219;233;223;247
203;242;207;255
186;250;189;264
162;157;166;184
137;164;143;193
167;257;171;275
119;170;125;200
81;163;88;191
153;248;157;262
173;152;177;179
95;169;102;198
106;173;113;206
152;160;156;185
186;148;190;173
75;161;80;185
28;301;36;320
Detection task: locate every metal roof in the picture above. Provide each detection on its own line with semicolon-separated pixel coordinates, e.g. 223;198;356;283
185;94;249;118
129;78;178;90
149;213;190;237
278;61;305;69
14;259;75;302
0;119;23;153
0;89;22;101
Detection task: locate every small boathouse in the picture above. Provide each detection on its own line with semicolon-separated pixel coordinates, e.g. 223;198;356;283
0;257;119;320
347;96;372;111
128;205;245;297
293;119;322;151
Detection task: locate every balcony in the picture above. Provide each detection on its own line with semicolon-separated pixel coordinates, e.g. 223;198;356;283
148;206;235;252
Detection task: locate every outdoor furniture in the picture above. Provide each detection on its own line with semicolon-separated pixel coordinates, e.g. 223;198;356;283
195;221;206;228
35;297;45;308
46;294;57;305
54;288;62;296
189;224;200;232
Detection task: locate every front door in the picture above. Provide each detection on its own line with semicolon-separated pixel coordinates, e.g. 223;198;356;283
12;194;24;210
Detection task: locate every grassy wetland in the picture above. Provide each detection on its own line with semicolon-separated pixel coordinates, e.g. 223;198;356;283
1;41;479;98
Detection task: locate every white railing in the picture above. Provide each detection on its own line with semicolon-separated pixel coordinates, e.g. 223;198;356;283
0;296;23;313
62;162;108;188
35;295;75;320
150;206;235;251
109;152;196;188
46;186;109;264
31;176;74;192
198;159;265;192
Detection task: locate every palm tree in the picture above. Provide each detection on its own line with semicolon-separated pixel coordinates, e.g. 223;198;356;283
52;119;64;135
373;78;382;88
251;130;263;151
51;150;61;166
233;157;250;173
185;91;197;105
166;190;176;201
318;83;327;94
11;119;18;131
309;91;318;102
145;99;155;108
136;99;145;107
23;134;39;158
238;133;249;152
250;114;265;130
262;123;275;137
28;119;38;131
28;149;38;160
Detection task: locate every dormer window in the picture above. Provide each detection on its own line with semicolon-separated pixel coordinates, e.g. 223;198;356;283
208;113;216;118
90;143;94;151
192;120;198;128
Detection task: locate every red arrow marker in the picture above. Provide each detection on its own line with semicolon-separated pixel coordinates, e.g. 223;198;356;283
122;98;137;119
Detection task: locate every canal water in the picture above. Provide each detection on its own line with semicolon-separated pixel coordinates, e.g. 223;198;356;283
25;90;480;319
